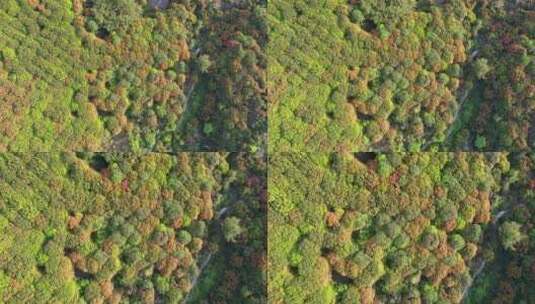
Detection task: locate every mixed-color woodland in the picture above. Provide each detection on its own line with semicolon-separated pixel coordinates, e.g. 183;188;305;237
268;0;533;152
269;152;535;303
0;0;266;151
1;0;534;303
0;152;266;303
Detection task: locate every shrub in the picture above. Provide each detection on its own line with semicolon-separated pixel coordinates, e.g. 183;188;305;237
223;217;243;242
473;58;491;79
500;221;526;251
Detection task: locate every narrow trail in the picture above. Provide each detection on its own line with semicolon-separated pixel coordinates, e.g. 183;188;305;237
425;1;530;151
421;63;476;150
440;82;477;149
460;208;507;302
421;24;486;150
173;26;204;138
174;0;245;151
461;260;486;300
180;3;235;302
462;184;515;302
181;3;250;297
183;204;234;303
108;5;206;152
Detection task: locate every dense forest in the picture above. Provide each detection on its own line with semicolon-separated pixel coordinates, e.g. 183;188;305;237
445;2;534;151
268;0;533;152
1;0;534;303
0;0;266;151
465;152;535;303
269;152;535;303
0;152;266;303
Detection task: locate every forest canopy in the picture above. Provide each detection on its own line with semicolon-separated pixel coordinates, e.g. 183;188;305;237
0;152;266;303
0;0;267;152
268;151;535;304
268;0;534;152
1;0;534;303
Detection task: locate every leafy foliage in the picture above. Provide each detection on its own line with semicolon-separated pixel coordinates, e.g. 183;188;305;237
269;152;510;303
466;152;535;303
0;152;266;303
269;0;534;152
446;2;534;151
0;0;267;151
268;0;478;151
499;221;525;251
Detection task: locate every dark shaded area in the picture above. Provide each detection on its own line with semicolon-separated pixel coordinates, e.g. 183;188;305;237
362;18;377;33
332;270;354;284
96;109;113;117
89;154;109;171
75;268;94;280
149;0;170;10
327;111;335;120
320;247;333;257
37;265;46;274
354;152;377;163
528;117;535;149
90;231;99;242
356;111;373;121
64;248;75;256
289;265;299;276
84;0;95;9
352;230;360;241
96;27;110;39
416;0;441;12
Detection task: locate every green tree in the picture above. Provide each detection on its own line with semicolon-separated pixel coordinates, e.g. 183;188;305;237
223;216;243;242
500;221;526;251
475;135;487;149
449;234;466;251
91;0;141;33
350;9;365;24
177;230;192;245
198;55;213;73
473;58;491;79
464;224;482;243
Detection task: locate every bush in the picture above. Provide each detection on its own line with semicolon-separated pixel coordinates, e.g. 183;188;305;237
198;55;212;73
350;9;365;24
177;230;192;245
223;217;243;242
474;135;487;149
449;234;466;251
500;221;526;251
473;58;491;79
90;0;142;34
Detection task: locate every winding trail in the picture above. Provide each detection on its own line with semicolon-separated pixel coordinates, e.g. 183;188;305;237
439;1;531;151
462;191;514;301
174;31;203;137
461;260;486;300
421;24;486;150
174;0;243;148
183;203;235;303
